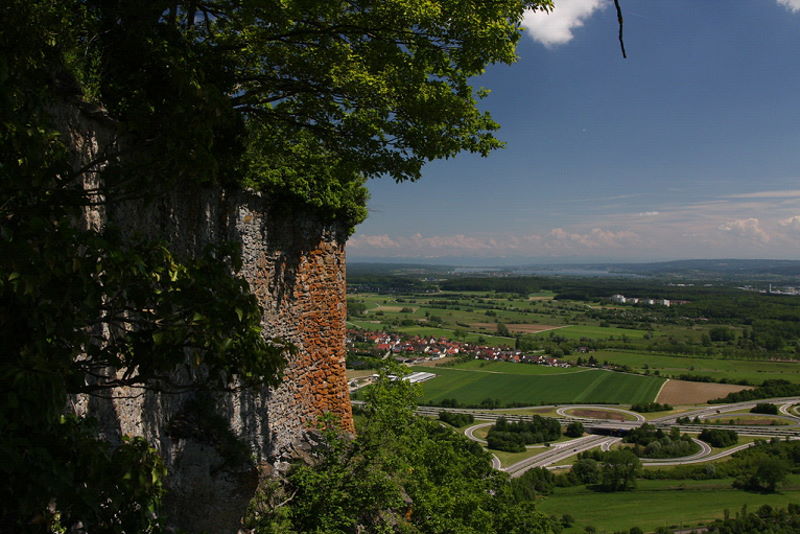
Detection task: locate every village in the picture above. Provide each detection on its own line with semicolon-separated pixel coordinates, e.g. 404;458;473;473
346;328;572;367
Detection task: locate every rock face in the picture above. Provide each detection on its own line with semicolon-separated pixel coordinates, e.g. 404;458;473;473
61;103;353;532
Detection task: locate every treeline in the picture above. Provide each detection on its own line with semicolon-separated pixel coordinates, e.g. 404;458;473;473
630;402;672;413
486;416;561;452
510;449;643;495
705;504;800;534
434;398;532;410
698;429;738;447
710;379;800;403
439;277;544;295
347;274;436;294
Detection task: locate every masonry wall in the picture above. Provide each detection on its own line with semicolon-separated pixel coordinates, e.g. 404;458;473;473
61;102;353;533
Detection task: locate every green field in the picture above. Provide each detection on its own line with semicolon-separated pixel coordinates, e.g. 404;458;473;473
538;476;800;533
411;365;664;406
450;360;585;375
539;324;649;340
566;349;800;384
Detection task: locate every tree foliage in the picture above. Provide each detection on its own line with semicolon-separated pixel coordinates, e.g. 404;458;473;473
565;421;585;438
750;403;779;415
706;503;800;533
2;0;556;530
698;429;738;448
487;416;562;452
245;370;562;533
623;424;699;459
600;449;641;491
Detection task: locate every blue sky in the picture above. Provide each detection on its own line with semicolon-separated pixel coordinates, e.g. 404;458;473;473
348;0;800;263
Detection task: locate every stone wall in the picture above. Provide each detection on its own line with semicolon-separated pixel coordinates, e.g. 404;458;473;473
61;102;353;533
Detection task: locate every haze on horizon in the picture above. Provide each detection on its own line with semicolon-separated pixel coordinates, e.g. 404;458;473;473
348;0;800;263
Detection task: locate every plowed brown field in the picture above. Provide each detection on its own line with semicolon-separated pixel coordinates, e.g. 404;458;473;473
657;379;751;404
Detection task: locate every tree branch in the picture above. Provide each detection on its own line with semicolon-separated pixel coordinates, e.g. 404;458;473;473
613;0;627;59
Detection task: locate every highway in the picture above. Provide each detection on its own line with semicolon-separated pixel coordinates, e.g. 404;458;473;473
419;396;800;477
502;435;616;478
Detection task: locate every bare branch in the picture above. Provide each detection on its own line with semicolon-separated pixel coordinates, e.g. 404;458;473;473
613;0;627;59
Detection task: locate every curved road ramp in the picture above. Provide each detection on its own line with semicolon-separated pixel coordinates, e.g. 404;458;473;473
422;397;800;478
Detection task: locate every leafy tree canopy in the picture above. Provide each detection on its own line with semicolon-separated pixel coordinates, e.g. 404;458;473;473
245;369;563;533
1;0;553;531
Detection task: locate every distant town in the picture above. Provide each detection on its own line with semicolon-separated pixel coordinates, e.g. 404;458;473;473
347;328;570;367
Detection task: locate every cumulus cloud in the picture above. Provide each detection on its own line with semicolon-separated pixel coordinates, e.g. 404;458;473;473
718;218;770;242
779;215;800;232
348;227;639;257
523;0;606;47
546;227;639;249
347;234;399;248
778;0;800;13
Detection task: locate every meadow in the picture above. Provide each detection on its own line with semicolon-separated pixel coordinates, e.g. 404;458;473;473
410;364;664;406
548;324;650;340
537;475;800;533
566;349;800;384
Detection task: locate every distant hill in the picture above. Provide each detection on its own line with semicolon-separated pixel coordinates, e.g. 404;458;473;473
349;259;800;282
607;259;800;277
347;262;455;276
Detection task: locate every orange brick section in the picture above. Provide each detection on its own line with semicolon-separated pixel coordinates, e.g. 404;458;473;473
293;242;354;433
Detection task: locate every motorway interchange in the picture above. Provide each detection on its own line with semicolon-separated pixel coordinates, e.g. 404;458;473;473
417;397;800;478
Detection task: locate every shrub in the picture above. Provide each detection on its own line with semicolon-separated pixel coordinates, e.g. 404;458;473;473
699;428;738;448
631;402;673;413
487;416;561;451
751;403;779;415
565;421;585;438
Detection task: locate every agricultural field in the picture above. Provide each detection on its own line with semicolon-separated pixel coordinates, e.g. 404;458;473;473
409;364;664;406
448;360;584;375
565;349;800;385
550;324;650;340
537;475;800;533
657;379;751;405
349;271;800;532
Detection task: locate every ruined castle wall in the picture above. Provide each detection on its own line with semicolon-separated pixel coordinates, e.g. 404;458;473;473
60;102;353;533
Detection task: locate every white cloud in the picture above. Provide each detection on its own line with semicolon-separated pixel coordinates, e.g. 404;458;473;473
546;227;638;249
523;0;606;47
718;218;770;242
348;227;639;257
638;211;660;217
778;0;800;13
347;234;399;248
779;215;800;232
